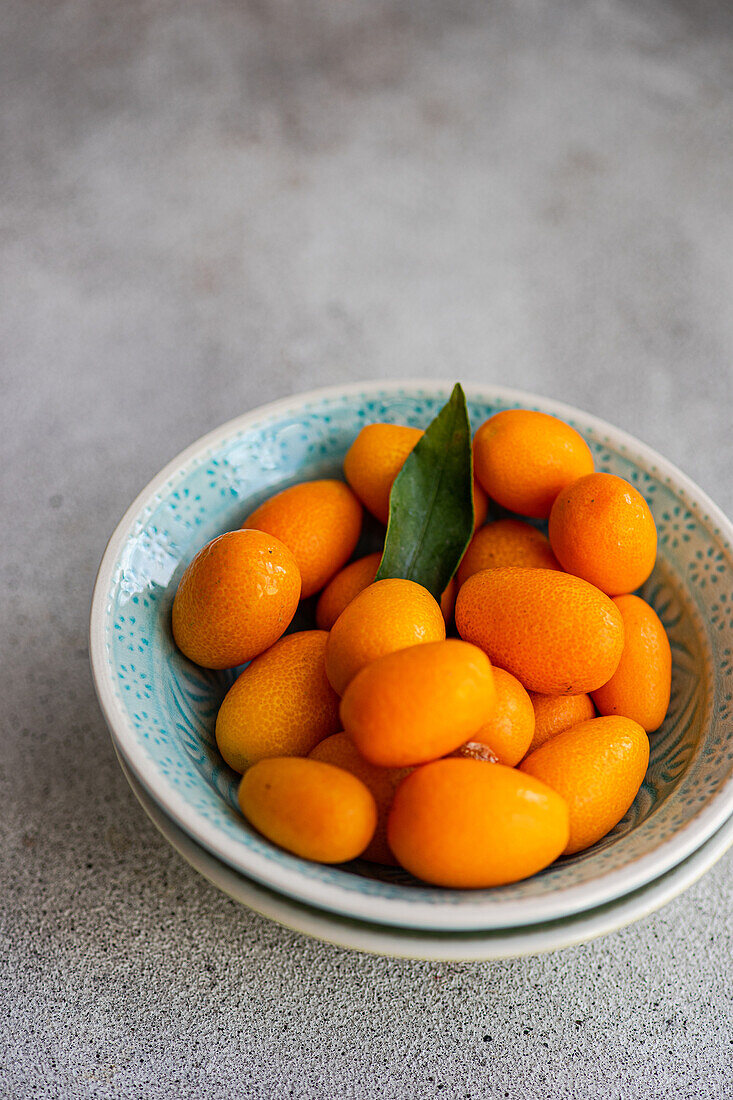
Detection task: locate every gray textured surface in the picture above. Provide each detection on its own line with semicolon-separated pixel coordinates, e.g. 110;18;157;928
2;1;733;1097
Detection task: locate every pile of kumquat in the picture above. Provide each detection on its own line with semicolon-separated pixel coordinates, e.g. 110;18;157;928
171;387;669;888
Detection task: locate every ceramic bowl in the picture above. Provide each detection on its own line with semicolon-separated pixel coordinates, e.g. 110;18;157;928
90;382;733;931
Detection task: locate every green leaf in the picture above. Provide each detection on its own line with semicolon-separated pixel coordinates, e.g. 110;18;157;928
375;383;474;600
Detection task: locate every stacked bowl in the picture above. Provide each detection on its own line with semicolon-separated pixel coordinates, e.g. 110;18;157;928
90;383;733;960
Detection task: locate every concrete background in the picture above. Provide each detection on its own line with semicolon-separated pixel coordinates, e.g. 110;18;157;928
2;1;733;1096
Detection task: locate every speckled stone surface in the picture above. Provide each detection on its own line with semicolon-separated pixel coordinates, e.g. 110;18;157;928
2;2;733;1097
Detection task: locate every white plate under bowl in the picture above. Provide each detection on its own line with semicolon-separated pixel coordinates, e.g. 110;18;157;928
118;751;733;961
91;382;733;931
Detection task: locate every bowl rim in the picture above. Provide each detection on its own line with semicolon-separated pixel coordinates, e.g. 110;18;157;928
90;379;733;930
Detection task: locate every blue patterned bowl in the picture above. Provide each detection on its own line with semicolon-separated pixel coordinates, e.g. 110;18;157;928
90;383;733;931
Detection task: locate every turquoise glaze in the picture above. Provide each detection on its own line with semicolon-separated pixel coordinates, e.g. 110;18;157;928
90;383;733;931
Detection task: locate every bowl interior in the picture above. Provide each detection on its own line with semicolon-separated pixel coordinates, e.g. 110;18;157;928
97;385;733;927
